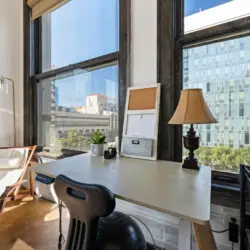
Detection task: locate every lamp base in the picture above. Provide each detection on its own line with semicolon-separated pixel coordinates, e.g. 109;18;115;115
183;124;200;171
182;156;200;170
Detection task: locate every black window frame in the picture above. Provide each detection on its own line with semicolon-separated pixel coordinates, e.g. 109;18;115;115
24;0;131;152
158;0;250;205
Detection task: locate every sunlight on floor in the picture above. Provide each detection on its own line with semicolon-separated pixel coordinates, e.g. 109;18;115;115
4;196;33;213
1;198;69;250
44;203;69;222
11;239;34;250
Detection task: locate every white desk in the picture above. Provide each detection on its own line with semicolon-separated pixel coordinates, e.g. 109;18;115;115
33;153;216;250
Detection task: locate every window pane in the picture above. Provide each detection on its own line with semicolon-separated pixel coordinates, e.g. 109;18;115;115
183;36;250;173
185;0;250;34
37;64;118;151
42;0;119;72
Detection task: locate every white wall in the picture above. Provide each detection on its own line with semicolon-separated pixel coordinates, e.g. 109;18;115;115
131;0;157;86
0;0;23;146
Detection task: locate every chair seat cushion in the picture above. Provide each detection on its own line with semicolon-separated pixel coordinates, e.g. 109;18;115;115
0;149;27;170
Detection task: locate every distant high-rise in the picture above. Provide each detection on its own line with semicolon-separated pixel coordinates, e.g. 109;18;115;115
183;1;250;148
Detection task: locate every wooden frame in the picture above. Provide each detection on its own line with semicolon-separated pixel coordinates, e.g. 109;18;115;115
121;84;161;160
157;0;183;162
119;0;131;150
193;222;217;250
24;1;41;146
0;146;37;213
34;52;119;81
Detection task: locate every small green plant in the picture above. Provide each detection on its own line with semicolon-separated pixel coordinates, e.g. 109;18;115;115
90;131;106;144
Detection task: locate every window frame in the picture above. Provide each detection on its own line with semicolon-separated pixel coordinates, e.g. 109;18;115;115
158;0;250;199
24;0;131;151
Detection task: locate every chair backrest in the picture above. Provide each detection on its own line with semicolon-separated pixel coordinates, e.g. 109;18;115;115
240;164;250;250
0;146;36;169
54;175;116;250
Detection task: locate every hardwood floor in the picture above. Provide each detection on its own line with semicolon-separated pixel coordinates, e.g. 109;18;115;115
0;197;162;250
0;197;69;250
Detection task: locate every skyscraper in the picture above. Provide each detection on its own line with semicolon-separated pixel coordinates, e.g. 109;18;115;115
183;27;250;149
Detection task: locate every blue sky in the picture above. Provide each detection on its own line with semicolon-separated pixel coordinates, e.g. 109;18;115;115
51;0;233;107
50;0;118;107
185;0;232;16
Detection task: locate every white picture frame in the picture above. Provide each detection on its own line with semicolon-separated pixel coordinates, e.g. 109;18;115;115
121;83;161;160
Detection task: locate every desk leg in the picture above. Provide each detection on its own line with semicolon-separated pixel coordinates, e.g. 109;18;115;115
29;170;35;197
179;219;192;250
193;222;217;250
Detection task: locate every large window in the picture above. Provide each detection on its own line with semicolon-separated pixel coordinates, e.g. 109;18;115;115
35;0;120;151
37;65;118;151
183;36;250;172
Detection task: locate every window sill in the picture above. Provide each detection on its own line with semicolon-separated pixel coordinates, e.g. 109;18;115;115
37;146;86;161
211;170;241;208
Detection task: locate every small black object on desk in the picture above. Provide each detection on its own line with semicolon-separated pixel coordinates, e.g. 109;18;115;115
104;148;117;159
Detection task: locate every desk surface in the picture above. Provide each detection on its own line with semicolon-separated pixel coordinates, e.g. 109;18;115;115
33;154;211;224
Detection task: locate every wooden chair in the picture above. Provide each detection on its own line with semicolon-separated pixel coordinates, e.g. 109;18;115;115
240;163;250;250
0;146;37;213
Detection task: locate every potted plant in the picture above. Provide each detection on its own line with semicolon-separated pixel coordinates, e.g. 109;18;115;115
90;131;106;156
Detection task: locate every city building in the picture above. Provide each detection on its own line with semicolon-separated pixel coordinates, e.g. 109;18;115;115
183;0;250;149
76;94;109;115
38;78;118;150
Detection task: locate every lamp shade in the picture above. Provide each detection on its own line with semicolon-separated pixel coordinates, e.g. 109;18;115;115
169;88;218;125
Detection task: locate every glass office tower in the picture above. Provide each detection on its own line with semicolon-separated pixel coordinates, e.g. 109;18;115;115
183;36;250;149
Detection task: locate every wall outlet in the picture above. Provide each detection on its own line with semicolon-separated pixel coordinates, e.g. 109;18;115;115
229;217;239;243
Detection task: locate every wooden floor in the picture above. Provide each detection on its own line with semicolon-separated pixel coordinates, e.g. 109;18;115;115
0;197;160;250
0;197;69;250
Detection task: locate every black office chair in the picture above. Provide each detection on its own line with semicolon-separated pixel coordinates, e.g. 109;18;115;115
54;175;147;250
240;164;250;250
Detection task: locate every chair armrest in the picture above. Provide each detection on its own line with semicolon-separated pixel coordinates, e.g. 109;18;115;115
0;180;28;200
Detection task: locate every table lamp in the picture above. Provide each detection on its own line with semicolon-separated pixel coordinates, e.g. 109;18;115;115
169;89;217;170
